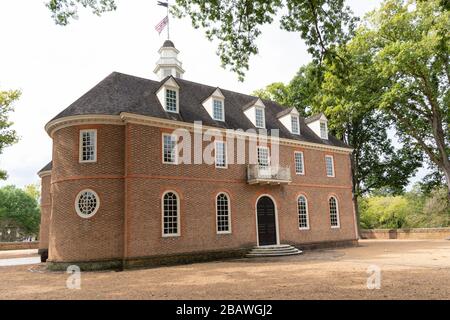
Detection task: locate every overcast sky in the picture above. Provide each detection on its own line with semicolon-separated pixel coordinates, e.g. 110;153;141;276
0;0;427;188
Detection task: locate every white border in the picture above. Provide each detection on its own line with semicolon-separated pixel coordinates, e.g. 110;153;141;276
255;106;266;129
329;196;341;229
162;133;178;165
79;129;97;163
75;189;100;219
212;99;225;122
161;190;181;237
297;195;310;230
215;192;232;234
294;151;305;175
255;194;280;246
325;155;335;177
215;140;228;169
165;87;179;114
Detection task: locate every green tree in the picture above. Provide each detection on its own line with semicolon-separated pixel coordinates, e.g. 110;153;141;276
253;63;321;116
0;89;20;180
357;0;450;200
24;183;41;202
46;0;357;81
0;186;40;234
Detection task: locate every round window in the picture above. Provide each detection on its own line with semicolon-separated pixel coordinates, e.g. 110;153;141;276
75;189;100;218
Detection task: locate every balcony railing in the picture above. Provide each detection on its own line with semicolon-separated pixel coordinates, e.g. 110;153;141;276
247;165;292;185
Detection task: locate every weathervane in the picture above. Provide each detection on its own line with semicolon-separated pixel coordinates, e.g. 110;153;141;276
155;1;170;39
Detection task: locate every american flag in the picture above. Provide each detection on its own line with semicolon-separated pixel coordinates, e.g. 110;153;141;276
155;16;169;34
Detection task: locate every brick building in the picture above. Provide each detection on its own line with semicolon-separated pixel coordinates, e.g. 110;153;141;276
38;40;358;270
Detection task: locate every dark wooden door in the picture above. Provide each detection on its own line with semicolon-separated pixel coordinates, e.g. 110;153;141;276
257;196;277;246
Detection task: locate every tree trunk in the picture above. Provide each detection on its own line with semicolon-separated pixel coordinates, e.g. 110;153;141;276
350;152;361;238
444;165;450;203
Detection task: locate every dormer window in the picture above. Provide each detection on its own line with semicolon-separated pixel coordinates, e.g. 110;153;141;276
276;107;300;134
202;88;226;122
305;113;328;140
320;121;328;139
166;89;177;113
213;99;224;121
255;107;265;128
291;115;300;134
156;77;180;114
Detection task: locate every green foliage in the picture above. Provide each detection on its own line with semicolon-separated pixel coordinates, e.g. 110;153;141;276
0;89;20;180
173;0;357;80
24;183;41;202
45;0;357;81
356;0;450;197
360;187;449;229
46;0;117;26
359;196;410;229
0;186;40;234
252;63;321;116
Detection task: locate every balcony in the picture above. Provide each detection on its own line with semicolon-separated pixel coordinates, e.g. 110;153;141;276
247;165;292;185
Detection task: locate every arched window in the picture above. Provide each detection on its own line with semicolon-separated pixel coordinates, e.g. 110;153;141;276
216;193;231;233
162;191;180;236
329;196;340;228
297;196;309;230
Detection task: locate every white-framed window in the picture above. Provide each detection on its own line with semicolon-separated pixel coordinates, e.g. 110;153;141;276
162;133;177;164
79;129;97;163
298;195;309;230
294;151;305;175
291;115;300;134
325;155;335;177
162;191;180;236
213;99;225;121
329;196;340;228
75;189;100;219
165;88;178;113
216;193;231;234
215;140;227;168
320;121;328;139
255;107;265;128
257;146;270;168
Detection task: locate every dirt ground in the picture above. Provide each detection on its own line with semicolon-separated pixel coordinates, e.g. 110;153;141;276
0;240;449;300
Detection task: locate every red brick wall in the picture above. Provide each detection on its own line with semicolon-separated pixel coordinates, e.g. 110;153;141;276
48;124;125;262
38;174;51;251
48;122;357;263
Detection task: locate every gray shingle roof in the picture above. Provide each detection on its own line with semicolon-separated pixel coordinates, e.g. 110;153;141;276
163;40;175;48
49;72;350;149
38;161;52;174
305;112;325;124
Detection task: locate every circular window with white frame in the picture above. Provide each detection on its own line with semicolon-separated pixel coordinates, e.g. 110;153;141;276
75;189;100;218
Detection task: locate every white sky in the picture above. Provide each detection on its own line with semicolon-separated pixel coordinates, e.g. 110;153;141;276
0;0;427;188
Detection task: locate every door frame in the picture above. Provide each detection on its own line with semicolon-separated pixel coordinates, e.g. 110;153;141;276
255;194;280;247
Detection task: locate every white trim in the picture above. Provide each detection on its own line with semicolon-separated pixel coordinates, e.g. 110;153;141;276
291;115;300;135
214;140;228;169
320;121;328;139
38;170;51;178
255;194;280;246
297;195;310;230
164;87;179;114
254;106;266;129
325;155;335;177
79;129;97;163
162;133;178;165
212;99;225;122
294;151;305;175
161;190;181;237
45;113;354;153
329;196;341;229
75;189;100;219
215;192;232;234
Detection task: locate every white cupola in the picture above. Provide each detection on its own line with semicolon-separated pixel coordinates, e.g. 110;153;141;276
154;40;185;80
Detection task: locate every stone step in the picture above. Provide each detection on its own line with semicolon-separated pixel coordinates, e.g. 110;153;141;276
246;244;302;258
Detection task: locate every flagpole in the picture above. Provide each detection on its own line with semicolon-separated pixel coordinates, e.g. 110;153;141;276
167;1;170;40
